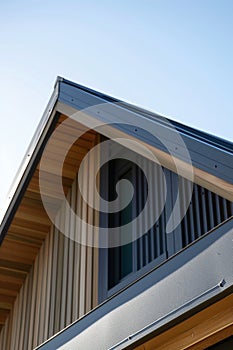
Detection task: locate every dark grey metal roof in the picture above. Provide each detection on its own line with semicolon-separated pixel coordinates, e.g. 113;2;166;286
59;77;233;154
58;77;233;183
0;76;232;245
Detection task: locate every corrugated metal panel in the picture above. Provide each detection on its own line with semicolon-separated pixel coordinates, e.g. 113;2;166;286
136;160;167;267
107;154;233;292
135;162;233;264
0;156;99;349
180;178;233;248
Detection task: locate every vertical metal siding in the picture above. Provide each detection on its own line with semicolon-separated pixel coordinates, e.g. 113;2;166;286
135;159;167;272
0;156;99;349
107;155;232;291
179;178;233;248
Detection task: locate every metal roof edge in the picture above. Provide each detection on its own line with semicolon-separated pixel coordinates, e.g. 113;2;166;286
59;77;233;154
0;77;232;244
58;78;233;184
0;77;60;244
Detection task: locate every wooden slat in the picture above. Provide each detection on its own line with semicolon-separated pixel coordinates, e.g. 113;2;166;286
135;294;233;350
0;295;15;308
0;273;25;285
51;132;95;148
0;309;10;325
0;288;18;298
0;241;40;265
6;232;43;247
10;217;50;238
15;205;52;226
46;137;93;154
55;118;97;137
39;159;79;180
0;259;31;273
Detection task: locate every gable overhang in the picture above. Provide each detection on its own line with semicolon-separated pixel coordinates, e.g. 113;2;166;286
56;78;233;190
1;76;232;245
0;77;232;329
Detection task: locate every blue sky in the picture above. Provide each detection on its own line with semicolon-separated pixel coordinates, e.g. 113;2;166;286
0;0;233;210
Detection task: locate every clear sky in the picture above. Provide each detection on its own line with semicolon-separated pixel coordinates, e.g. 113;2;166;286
0;0;233;210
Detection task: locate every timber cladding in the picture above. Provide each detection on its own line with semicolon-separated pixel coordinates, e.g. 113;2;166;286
0;114;99;349
0;172;99;349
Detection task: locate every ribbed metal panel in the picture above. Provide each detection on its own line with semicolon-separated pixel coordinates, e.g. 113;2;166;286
108;157;167;289
1;148;232;347
180;178;233;248
108;156;233;290
135;159;167;271
0;167;99;350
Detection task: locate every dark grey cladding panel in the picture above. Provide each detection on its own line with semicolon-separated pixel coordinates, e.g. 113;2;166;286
36;218;233;350
58;80;233;184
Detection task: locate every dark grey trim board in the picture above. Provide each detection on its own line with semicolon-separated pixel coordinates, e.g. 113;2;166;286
58;78;233;184
58;77;232;154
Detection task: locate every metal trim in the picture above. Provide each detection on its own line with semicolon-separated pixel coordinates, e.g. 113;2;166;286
35;217;233;350
1;76;232;245
0;84;60;244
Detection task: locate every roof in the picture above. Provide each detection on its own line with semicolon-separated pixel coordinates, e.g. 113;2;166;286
0;76;232;333
0;76;232;245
